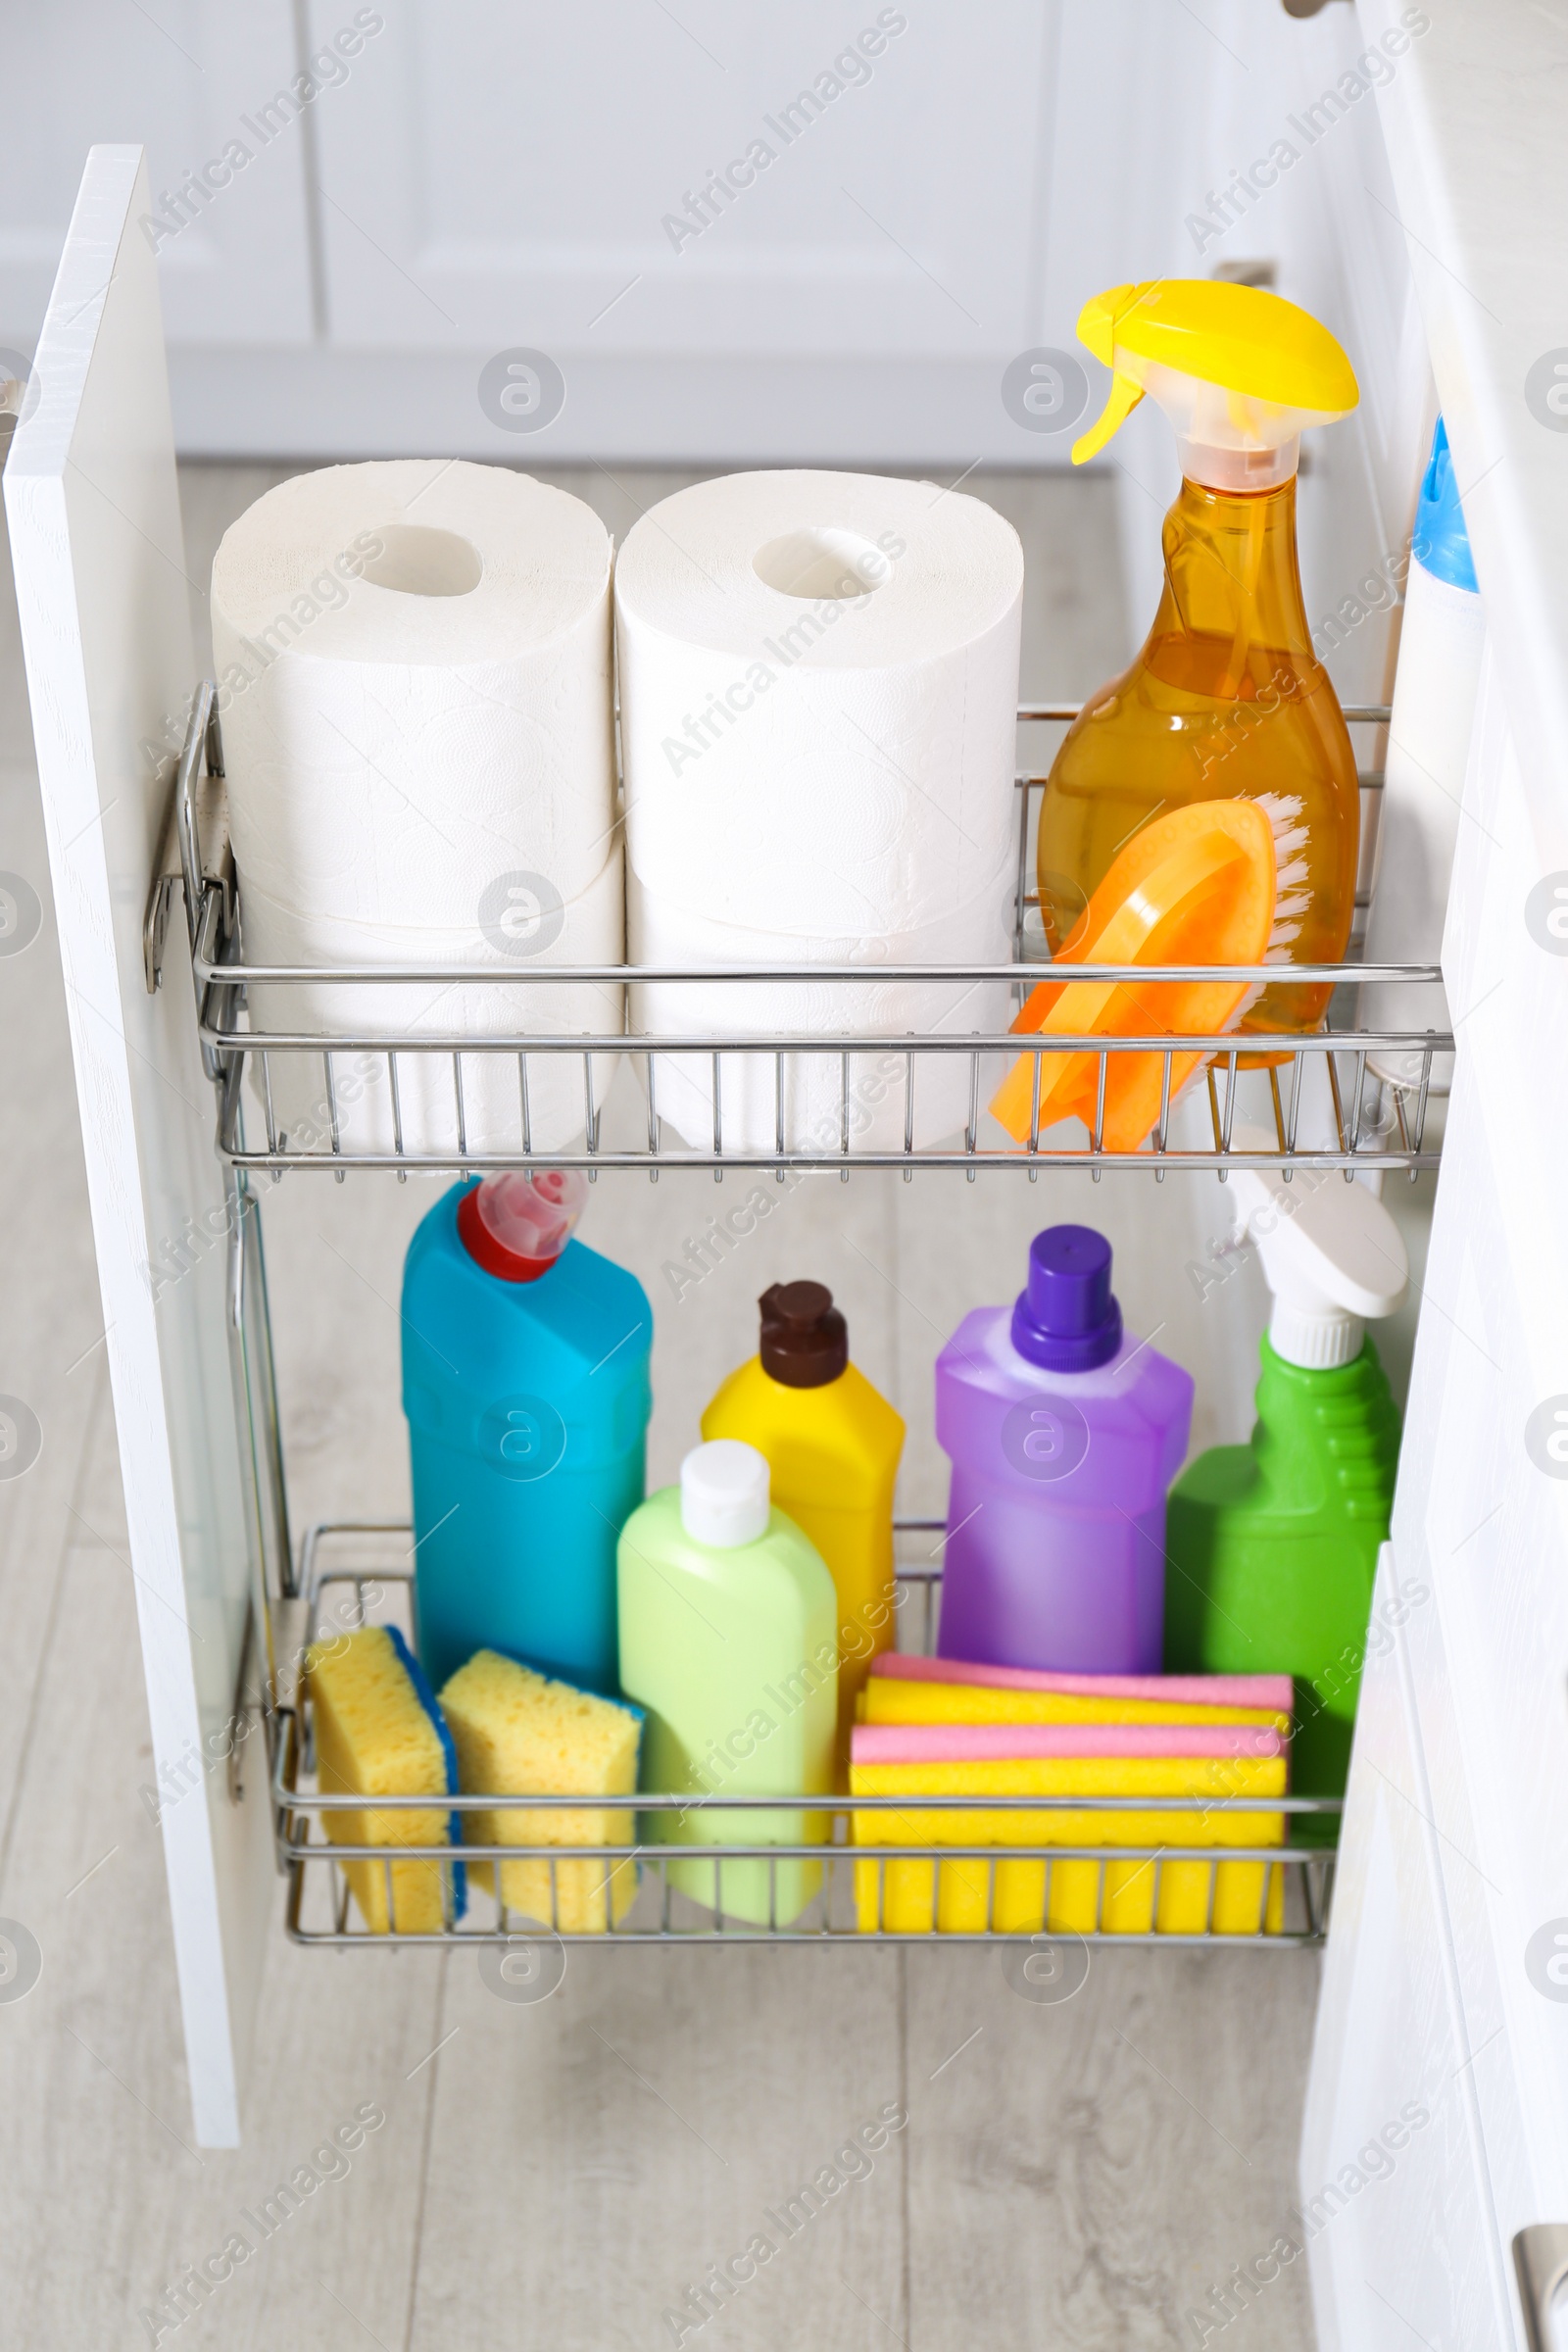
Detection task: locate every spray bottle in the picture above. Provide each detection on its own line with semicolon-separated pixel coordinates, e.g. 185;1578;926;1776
1163;1144;1406;1804
1037;278;1362;1044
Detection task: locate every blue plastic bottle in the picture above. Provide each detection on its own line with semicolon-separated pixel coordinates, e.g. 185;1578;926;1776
402;1171;653;1693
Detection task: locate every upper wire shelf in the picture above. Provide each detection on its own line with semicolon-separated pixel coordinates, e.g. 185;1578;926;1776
157;684;1447;1179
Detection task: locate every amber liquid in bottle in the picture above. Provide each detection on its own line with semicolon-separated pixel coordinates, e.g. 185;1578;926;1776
1036;473;1358;1040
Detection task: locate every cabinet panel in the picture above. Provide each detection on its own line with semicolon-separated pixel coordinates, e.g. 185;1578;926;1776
4;148;272;2146
1302;1548;1512;2351
310;0;1051;353
0;2;311;348
291;0;1080;460
1389;654;1568;2250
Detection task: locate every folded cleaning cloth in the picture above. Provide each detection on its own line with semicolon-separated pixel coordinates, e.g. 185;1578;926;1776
873;1652;1293;1710
852;1724;1285;1763
861;1671;1291;1733
849;1721;1287;1937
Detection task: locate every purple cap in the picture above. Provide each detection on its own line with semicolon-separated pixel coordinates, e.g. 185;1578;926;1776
1010;1225;1123;1372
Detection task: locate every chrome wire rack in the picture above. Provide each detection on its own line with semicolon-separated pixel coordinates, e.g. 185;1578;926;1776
269;1527;1339;1951
152;685;1448;1180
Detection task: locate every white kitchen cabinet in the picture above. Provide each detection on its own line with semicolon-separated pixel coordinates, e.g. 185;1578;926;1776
1303;3;1568;2345
5;9;1568;2347
286;0;1084;463
0;2;312;349
1301;1544;1516;2350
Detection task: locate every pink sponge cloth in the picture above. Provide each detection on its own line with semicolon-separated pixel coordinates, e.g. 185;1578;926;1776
878;1653;1292;1712
853;1722;1287;1766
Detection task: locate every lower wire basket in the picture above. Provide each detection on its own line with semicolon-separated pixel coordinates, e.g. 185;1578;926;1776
270;1525;1339;1948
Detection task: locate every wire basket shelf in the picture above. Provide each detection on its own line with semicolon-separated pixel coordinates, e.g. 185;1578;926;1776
270;1526;1339;1951
154;686;1448;1180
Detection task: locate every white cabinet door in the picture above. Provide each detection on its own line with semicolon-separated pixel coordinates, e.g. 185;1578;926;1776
1301;1546;1515;2351
1306;4;1568;2341
0;2;311;349
4;147;271;2147
300;0;1073;462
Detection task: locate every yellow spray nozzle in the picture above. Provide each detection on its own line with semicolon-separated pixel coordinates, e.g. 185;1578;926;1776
1069;278;1359;477
1071;369;1145;466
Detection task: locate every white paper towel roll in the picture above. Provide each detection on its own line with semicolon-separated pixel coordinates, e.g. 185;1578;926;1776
242;849;624;1159
614;470;1022;1148
628;860;1014;1152
213;461;616;930
615;471;1022;933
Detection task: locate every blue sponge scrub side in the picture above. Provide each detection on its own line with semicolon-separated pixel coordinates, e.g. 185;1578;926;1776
386;1623;467;1922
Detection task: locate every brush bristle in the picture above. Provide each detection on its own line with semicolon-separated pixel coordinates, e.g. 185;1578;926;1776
1223;792;1310;1022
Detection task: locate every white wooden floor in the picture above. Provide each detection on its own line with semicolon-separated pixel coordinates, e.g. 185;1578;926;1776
0;463;1321;2350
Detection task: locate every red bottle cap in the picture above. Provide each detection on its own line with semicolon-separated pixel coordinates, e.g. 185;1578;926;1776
457;1171;586;1285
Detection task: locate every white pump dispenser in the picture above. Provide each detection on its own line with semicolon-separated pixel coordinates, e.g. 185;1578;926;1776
1227;1135;1408;1371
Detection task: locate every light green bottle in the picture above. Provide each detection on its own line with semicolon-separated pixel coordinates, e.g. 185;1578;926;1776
1164;1153;1407;1810
616;1440;838;1925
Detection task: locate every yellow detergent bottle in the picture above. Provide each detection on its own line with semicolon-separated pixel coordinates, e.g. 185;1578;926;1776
702;1282;906;1770
1037;278;1361;1043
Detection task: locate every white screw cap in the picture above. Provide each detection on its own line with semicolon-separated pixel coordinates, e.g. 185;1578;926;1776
680;1440;770;1548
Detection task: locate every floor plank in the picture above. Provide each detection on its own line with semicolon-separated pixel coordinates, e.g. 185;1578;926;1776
410;1942;906;2352
0;1538;444;2351
905;1947;1320;2350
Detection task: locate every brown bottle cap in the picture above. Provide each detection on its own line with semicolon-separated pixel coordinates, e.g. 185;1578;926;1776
759;1281;848;1389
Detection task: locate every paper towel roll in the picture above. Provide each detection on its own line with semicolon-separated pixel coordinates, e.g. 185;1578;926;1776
615;471;1023;934
213;461;616;931
629;861;1014;1152
614;470;1022;1149
242;849;624;1159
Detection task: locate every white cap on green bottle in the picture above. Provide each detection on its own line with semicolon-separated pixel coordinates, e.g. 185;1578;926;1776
1228;1140;1408;1370
681;1440;770;1548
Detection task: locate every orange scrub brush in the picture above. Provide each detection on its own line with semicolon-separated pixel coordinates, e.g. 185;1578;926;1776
992;795;1300;1152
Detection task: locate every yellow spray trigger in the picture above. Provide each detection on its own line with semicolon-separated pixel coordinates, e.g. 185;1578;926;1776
1072;371;1145;466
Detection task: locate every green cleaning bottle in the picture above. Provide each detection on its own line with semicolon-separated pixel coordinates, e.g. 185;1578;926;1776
1164;1140;1406;1809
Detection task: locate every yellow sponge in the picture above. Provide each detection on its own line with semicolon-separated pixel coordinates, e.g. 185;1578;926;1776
850;1752;1287;1937
439;1651;641;1933
306;1625;462;1935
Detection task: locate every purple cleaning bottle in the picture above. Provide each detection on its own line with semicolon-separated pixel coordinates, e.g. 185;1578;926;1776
935;1225;1193;1673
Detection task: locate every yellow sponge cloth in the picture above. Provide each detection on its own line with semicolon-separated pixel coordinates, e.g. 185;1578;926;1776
439;1651;641;1933
861;1681;1291;1735
850;1751;1287;1937
306;1625;462;1935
